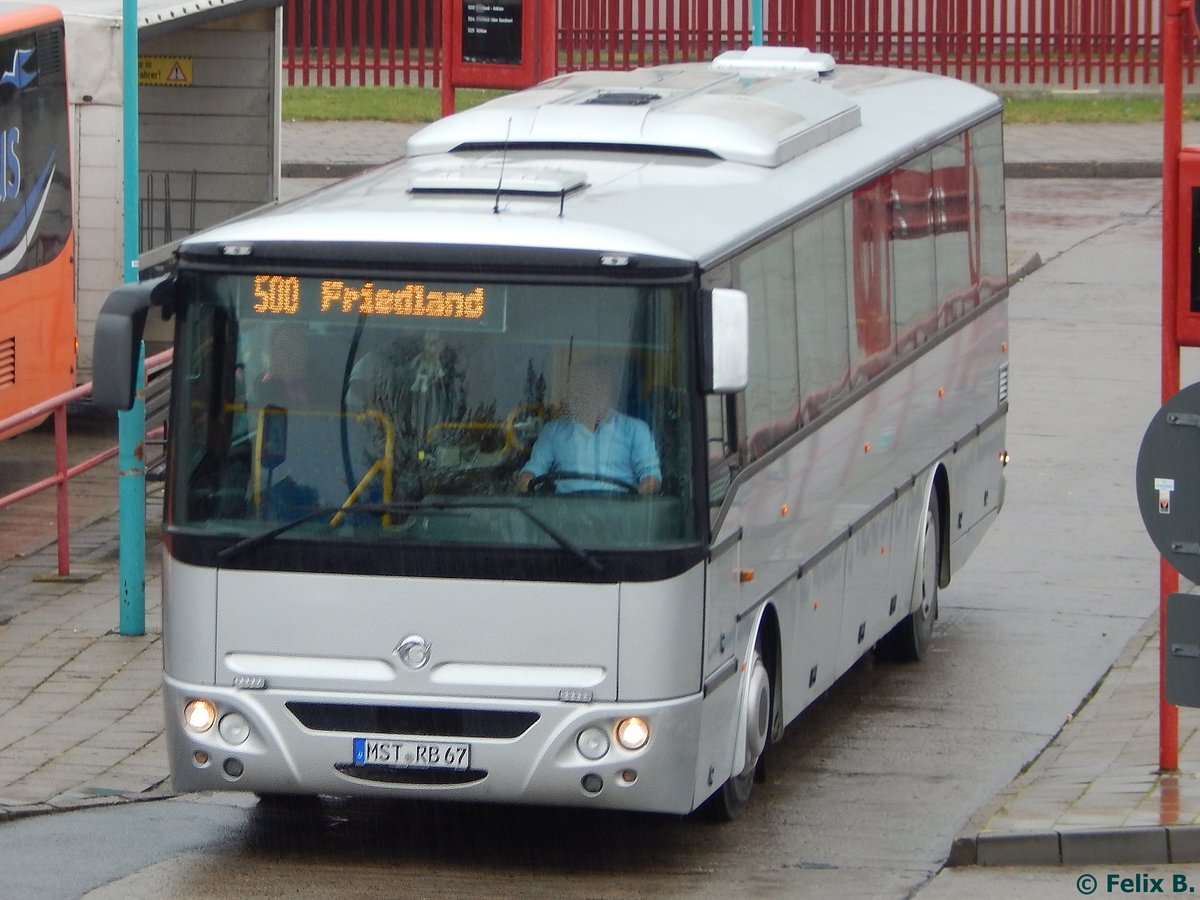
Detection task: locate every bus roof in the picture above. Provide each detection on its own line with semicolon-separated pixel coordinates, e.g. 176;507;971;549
47;0;276;36
187;51;1003;270
0;2;62;30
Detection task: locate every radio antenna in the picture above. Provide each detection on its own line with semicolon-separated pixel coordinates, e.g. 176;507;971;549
494;118;512;215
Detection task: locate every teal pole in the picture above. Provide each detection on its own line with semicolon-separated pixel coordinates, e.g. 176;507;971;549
118;0;144;634
751;0;763;45
118;343;146;636
122;0;138;282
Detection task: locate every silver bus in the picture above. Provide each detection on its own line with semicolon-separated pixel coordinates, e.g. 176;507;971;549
95;47;1008;819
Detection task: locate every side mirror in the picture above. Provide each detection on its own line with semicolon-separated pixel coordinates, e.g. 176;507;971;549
702;288;749;393
91;275;174;410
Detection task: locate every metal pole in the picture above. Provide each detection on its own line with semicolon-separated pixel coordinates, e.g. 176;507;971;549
751;0;763;45
118;344;146;637
117;0;145;634
1161;0;1184;772
122;0;138;281
441;0;453;117
53;404;70;576
541;0;557;79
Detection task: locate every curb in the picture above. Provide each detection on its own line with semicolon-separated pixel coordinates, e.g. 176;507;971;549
0;787;176;824
1008;252;1043;285
950;824;1200;867
1005;160;1163;179
282;161;382;180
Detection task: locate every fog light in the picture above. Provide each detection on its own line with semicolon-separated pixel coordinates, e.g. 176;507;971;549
576;726;610;760
615;716;650;751
192;750;209;767
184;699;217;733
218;713;251;745
581;773;603;794
620;769;637;784
223;758;244;778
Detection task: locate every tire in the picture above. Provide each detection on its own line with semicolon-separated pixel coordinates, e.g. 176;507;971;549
704;640;772;821
879;495;940;663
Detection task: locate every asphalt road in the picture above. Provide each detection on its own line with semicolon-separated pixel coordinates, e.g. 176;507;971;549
0;177;1179;899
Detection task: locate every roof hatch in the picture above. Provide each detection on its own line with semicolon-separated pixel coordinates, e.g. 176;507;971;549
408;166;588;197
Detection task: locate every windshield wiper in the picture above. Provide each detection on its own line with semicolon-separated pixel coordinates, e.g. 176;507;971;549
457;500;604;573
215;501;456;564
364;499;604;573
215;500;603;573
216;506;354;565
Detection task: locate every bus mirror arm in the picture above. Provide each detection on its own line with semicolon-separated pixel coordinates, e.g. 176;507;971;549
701;288;749;394
91;275;173;410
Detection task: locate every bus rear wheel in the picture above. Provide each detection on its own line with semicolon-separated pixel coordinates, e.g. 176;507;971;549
706;643;772;821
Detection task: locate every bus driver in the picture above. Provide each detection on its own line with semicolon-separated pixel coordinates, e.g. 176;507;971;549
516;361;662;496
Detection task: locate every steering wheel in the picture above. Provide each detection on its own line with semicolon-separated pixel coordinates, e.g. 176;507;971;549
527;471;640;495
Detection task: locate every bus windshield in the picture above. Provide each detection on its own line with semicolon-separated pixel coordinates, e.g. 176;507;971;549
170;271;699;554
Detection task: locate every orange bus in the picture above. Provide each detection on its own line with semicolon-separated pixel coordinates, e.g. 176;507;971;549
0;2;73;433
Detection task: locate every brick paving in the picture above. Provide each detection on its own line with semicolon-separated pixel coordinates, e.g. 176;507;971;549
0;492;167;817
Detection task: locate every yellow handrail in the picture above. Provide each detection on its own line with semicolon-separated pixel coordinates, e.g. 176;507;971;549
423;403;547;455
332;409;395;526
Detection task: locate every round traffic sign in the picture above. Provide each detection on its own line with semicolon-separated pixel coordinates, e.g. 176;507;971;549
1137;381;1200;583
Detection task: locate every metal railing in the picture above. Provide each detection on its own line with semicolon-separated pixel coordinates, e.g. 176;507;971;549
281;0;1200;89
0;349;173;577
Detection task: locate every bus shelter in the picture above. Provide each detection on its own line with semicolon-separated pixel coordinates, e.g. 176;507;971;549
60;0;284;376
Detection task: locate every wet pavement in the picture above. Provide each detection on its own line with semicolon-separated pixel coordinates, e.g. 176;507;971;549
0;118;1198;886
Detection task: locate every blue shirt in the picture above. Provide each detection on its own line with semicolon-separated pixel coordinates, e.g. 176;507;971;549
522;410;661;493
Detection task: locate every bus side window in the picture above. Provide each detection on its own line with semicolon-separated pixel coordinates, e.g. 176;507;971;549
971;116;1008;306
738;233;800;460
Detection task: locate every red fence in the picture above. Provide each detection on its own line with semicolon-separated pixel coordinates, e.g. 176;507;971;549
283;0;1200;89
0;350;172;577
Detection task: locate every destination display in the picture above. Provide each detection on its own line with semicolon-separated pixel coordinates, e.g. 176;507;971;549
461;0;522;65
247;274;504;330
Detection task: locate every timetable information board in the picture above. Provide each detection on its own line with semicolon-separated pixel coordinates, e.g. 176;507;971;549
462;1;522;65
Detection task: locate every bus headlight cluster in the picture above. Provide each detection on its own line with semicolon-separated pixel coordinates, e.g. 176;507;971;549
575;717;651;761
183;700;252;747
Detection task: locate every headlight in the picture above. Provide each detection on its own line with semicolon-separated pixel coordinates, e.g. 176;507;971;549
184;699;217;733
615;716;650;751
218;713;251;745
576;726;610;760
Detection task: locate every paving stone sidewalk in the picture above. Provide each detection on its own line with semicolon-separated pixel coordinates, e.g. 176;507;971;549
0;494;169;820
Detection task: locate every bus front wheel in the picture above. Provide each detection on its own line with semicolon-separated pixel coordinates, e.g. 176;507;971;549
706;642;772;821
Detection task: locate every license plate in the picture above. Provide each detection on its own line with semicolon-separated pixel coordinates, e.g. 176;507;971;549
352;737;471;770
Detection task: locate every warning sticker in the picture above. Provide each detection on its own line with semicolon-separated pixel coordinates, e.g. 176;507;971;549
138;56;193;87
